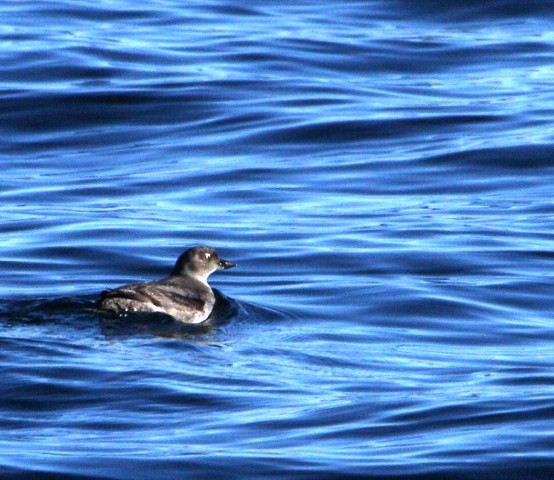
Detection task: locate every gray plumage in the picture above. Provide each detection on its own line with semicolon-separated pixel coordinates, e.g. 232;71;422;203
96;246;236;323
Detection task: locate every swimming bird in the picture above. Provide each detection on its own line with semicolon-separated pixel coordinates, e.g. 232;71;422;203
96;246;236;323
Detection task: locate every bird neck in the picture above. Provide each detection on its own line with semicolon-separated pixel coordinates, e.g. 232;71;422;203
183;267;211;286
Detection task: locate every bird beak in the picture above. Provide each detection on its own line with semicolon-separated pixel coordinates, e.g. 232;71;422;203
218;259;236;269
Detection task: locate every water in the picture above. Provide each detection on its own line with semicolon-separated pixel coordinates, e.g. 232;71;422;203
1;1;554;478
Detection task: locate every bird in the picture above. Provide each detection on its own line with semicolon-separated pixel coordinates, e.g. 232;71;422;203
95;246;236;323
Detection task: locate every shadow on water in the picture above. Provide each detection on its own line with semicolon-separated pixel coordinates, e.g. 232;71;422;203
0;291;233;340
0;290;294;341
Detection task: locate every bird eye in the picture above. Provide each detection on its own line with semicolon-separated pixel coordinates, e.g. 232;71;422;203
204;253;211;260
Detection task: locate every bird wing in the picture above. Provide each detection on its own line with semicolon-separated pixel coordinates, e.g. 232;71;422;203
100;281;205;311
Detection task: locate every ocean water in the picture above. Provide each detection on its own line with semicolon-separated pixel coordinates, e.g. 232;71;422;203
1;1;554;478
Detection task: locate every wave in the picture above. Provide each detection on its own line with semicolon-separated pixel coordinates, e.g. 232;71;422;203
388;0;553;21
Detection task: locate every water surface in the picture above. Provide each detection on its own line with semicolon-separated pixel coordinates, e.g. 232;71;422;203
1;1;554;479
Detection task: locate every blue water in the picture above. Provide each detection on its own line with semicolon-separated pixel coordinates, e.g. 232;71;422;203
2;1;554;478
